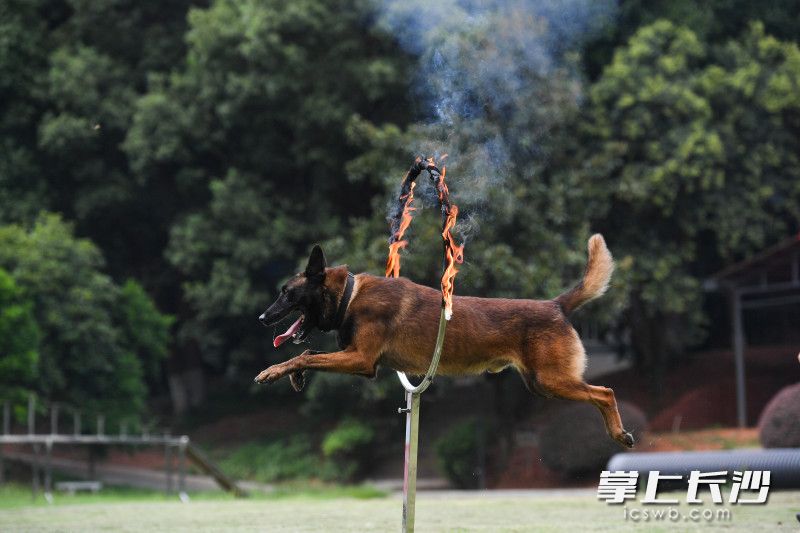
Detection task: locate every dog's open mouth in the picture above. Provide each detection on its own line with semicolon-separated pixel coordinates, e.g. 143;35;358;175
273;314;307;348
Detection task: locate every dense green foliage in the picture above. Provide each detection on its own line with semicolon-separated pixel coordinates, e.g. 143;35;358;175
118;279;174;385
219;436;321;483
321;419;376;481
0;268;39;402
0;214;170;419
1;0;799;428
573;21;800;392
322;419;375;458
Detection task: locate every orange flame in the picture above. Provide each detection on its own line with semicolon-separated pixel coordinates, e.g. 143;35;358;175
436;165;449;203
385;181;416;278
439;180;464;320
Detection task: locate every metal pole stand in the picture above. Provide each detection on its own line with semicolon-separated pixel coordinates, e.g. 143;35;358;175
397;307;448;533
178;436;189;502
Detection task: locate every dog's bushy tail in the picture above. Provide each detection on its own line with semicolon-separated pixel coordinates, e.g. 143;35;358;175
555;234;614;315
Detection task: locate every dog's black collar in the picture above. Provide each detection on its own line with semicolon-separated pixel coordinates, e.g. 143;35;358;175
333;272;355;330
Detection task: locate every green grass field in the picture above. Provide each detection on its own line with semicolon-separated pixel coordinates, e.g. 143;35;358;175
1;485;798;532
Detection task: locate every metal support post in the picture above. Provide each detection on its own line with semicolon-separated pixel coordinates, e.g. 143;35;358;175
731;290;747;427
401;391;421;531
50;404;59;435
88;447;96;480
397;306;448;533
44;440;53;503
164;437;174;495
31;443;40;500
178;436;189;502
28;395;35;435
0;401;7;484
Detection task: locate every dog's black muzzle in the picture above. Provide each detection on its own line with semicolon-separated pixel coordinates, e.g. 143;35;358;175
258;303;296;327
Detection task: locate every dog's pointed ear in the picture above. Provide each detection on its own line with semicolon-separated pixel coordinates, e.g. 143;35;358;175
304;244;326;280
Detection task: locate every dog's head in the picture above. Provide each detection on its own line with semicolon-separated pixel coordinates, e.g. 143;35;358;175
259;245;338;347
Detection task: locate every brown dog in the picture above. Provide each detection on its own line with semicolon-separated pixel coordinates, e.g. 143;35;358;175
256;234;633;448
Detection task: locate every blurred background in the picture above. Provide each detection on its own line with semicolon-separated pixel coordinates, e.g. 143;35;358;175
1;0;799;500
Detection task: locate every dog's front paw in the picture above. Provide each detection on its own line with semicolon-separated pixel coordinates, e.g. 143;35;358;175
289;370;307;392
254;365;284;384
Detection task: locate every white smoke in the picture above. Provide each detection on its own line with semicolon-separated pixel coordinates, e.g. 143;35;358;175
377;0;617;240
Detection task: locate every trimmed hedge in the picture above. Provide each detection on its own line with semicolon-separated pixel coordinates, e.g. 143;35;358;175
758;382;800;448
539;400;646;476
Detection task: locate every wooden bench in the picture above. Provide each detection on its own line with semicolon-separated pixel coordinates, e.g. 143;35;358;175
54;481;103;495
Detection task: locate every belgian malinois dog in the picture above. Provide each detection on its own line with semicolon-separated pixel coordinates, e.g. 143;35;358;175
256;234;634;448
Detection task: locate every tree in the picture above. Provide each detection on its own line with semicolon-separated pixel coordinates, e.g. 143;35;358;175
34;1;199;291
583;0;800;80
147;0;413;373
0;0;49;223
0;0;416;402
0;214;171;420
0;268;39;403
118;279;174;386
0;0;199;305
572;21;800;396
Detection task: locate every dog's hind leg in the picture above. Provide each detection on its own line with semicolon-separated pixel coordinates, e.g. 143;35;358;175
533;372;633;448
520;330;633;448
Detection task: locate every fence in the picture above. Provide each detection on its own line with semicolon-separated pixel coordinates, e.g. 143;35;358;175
0;394;245;500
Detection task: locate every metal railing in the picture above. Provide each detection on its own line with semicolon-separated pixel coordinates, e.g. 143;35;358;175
0;394;245;501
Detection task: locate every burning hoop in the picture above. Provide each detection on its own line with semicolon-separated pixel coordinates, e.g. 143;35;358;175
385;156;464;532
386;156;464;321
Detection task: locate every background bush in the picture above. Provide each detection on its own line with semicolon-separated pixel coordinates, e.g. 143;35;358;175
538;401;647;476
219;436;320;483
758;382;800;448
0;214;170;421
321;419;376;483
435;418;487;489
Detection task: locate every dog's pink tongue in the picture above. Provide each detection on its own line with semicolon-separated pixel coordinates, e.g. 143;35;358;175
273;316;303;348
